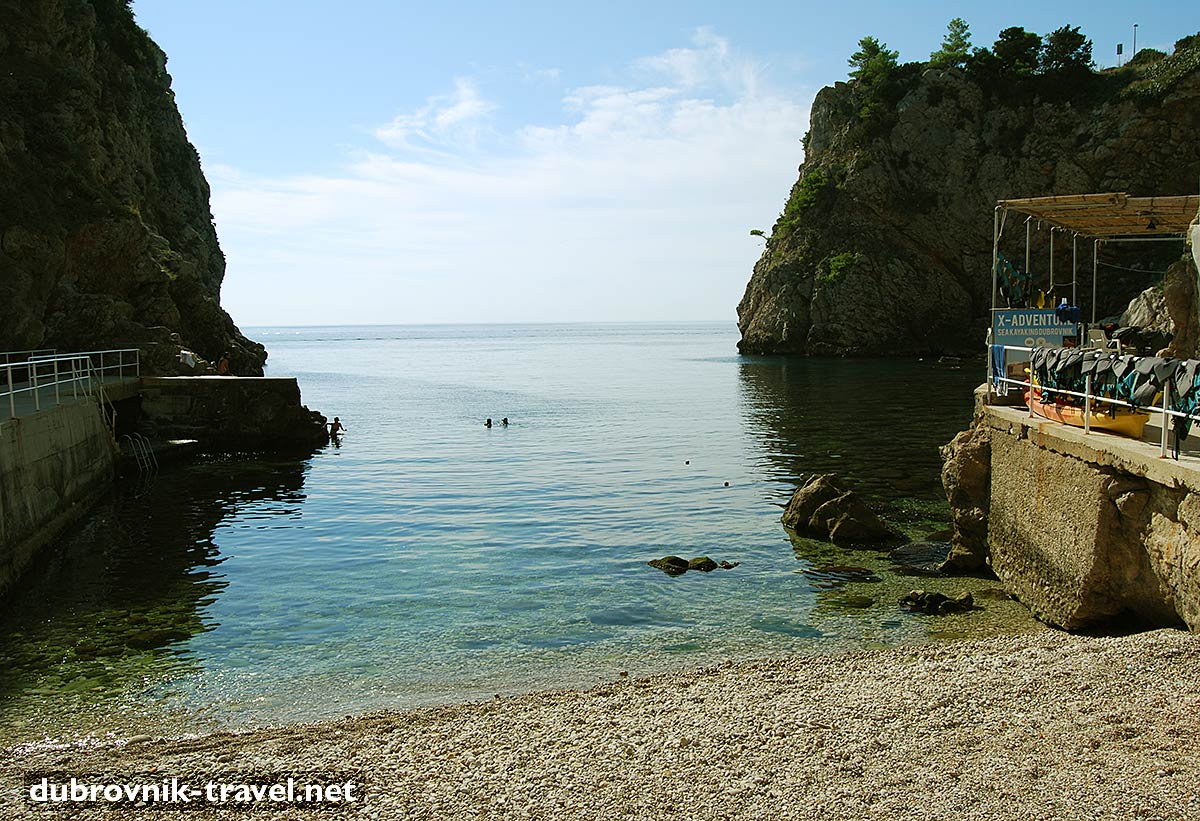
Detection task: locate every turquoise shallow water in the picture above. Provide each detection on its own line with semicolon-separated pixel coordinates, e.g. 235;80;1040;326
0;323;1041;742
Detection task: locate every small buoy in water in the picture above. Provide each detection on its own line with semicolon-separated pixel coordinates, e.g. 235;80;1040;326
685;460;690;465
723;481;730;487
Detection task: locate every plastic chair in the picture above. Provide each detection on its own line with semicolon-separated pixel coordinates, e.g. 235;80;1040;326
1086;329;1120;354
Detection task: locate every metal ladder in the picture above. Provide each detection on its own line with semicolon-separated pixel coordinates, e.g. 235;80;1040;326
120;432;159;475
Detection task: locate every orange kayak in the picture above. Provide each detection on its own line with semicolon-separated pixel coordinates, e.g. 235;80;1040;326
1026;390;1150;438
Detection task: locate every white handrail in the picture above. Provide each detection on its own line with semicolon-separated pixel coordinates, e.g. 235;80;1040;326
990;342;1200;456
1;348;140;419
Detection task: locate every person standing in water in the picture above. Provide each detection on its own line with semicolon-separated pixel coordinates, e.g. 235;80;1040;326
328;417;346;438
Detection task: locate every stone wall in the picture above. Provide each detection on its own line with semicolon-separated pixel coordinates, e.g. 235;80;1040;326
139;377;327;451
0;400;116;596
943;399;1200;630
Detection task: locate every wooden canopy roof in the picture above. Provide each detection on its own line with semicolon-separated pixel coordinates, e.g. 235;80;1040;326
998;192;1200;238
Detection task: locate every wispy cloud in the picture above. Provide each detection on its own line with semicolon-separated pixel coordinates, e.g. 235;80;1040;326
519;63;562;85
373;77;497;153
636;27;758;96
214;29;811;325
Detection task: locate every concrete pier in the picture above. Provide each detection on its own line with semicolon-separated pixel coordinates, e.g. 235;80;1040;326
140;376;328;450
945;395;1200;631
0;368;327;599
0;400;116;596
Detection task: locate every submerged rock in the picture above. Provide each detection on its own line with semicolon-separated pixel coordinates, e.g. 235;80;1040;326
899;590;974;615
890;541;951;577
838;595;876;609
648;556;689;576
800;564;882;589
782;473;900;544
648;556;741;576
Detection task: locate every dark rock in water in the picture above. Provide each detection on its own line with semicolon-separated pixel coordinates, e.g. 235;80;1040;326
749;616;824;637
124;627;193;650
890;541;951;577
924;528;954;542
648;556;689;576
899;590;974;615
837;595;876;609
781;473;900;545
648;556;739;576
801;564;882;589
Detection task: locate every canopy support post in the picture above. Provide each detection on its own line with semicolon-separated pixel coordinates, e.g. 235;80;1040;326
992;207;1001;311
1092;239;1101;325
1049;228;1055;297
1072;234;1078;308
1025;218;1032;281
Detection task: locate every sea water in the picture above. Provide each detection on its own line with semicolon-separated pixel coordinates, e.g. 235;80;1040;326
0;323;1041;743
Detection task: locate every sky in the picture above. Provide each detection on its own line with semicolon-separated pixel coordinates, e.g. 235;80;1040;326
131;1;1193;326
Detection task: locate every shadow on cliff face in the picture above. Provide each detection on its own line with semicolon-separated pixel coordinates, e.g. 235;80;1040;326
0;0;267;375
0;455;309;739
735;355;982;517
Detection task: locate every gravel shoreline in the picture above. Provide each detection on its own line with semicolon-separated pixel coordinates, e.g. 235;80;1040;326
4;628;1199;820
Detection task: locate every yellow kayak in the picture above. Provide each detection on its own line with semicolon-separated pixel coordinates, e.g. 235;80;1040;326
1026;390;1150;438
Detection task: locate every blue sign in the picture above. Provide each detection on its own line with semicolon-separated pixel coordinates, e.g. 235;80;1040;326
992;309;1077;348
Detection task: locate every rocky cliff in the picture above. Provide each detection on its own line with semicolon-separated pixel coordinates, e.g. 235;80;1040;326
738;35;1200;357
0;0;265;374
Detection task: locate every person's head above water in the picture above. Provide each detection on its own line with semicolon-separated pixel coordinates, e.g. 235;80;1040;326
501;417;509;425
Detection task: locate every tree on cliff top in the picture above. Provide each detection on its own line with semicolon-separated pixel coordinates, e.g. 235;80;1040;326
929;18;972;69
849;36;900;84
847;36;902;126
1040;25;1094;74
992;27;1042;74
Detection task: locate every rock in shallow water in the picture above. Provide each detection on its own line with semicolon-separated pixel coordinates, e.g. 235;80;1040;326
648;556;689;576
890;541;951;577
899;590;974;615
648;557;741;576
781;474;900;545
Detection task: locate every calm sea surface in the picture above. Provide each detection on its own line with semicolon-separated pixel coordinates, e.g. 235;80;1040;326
0;323;1041;744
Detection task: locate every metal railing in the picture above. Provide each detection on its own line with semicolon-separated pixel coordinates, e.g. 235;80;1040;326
2;348;140;420
0;349;55;366
989;343;1200;459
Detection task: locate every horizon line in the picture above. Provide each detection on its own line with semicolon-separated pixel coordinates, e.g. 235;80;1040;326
242;318;739;329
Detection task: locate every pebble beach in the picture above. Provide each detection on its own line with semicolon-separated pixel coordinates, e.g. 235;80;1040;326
5;628;1199;820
